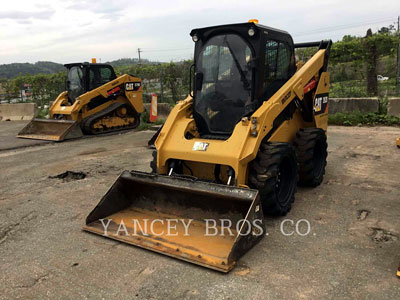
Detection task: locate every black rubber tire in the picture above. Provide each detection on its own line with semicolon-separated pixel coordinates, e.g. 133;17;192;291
293;128;327;187
249;142;298;216
150;150;157;173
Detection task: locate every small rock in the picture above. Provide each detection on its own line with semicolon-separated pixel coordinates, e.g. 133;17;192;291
234;265;250;276
357;210;370;221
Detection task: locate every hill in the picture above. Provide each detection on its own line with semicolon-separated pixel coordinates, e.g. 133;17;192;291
0;58;153;79
0;61;64;79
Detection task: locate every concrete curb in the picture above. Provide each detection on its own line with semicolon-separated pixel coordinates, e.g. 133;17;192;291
329;98;379;114
0;103;37;121
387;98;400;117
143;98;383;116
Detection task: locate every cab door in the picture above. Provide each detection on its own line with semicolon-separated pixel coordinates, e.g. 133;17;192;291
67;66;85;104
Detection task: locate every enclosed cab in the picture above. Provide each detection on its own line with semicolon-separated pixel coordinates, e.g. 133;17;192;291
65;63;117;104
190;22;297;138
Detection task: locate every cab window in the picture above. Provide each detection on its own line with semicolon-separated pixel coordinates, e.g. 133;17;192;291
100;67;113;83
263;40;292;100
89;66;115;90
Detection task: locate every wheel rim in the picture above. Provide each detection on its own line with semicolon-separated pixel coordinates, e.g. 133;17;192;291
313;140;325;178
275;156;295;206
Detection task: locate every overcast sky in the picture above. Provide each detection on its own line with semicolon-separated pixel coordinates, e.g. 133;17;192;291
0;0;399;64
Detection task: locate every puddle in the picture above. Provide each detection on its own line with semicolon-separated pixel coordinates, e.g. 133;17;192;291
50;171;87;182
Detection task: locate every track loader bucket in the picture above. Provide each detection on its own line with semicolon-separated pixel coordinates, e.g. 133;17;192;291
17;119;83;141
84;170;264;272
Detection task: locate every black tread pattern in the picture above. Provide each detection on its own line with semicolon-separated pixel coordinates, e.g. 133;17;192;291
150;150;157;173
293;128;327;187
81;102;140;135
249;142;298;216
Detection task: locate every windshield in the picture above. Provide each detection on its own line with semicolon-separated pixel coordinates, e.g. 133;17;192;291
67;66;84;104
195;34;253;135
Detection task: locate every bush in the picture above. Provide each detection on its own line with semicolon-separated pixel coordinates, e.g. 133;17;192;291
140;110;150;123
328;112;400;126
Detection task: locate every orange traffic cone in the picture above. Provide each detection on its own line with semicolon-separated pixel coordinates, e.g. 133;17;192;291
150;93;158;123
397;264;400;278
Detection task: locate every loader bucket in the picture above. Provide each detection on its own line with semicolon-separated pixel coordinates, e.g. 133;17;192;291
17;119;83;141
84;170;264;272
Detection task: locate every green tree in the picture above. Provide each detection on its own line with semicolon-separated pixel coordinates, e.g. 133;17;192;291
330;28;398;96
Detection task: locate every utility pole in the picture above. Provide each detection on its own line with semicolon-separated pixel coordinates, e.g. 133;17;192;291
159;65;164;102
396;16;400;92
138;48;142;65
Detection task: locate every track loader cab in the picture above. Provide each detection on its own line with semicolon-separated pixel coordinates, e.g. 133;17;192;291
191;22;296;138
64;63;117;104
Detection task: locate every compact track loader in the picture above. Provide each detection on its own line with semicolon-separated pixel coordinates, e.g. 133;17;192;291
84;21;332;272
17;62;143;141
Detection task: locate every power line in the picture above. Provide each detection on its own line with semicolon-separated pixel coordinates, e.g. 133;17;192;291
293;17;396;37
141;47;192;53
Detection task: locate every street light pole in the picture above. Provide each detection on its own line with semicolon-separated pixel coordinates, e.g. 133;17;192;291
138;48;142;65
396;16;400;92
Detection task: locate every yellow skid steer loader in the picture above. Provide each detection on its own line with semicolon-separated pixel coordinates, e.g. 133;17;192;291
17;62;143;141
84;21;332;272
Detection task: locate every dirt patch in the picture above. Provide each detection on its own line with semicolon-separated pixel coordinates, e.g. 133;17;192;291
78;148;107;155
49;171;87;182
346;152;381;159
0;211;37;245
369;227;398;243
234;265;250;276
13;273;49;289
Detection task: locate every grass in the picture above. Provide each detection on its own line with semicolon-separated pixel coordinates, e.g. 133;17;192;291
328;112;400;126
36;108;49;119
137;122;151;131
136;110;165;131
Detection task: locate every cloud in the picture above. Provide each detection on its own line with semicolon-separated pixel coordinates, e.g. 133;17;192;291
0;9;55;20
67;0;127;14
1;0;399;64
16;19;33;25
66;0;127;22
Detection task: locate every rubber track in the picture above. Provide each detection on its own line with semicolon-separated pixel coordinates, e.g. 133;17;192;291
82;102;139;135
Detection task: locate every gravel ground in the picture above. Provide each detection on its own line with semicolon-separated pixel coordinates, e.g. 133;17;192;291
0;123;399;299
